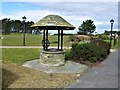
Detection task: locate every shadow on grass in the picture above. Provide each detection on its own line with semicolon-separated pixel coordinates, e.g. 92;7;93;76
50;41;58;44
2;68;19;90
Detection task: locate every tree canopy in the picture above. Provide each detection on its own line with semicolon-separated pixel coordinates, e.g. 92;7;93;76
78;19;96;35
1;18;34;34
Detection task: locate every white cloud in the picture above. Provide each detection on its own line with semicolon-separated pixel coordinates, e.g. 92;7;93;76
1;2;118;34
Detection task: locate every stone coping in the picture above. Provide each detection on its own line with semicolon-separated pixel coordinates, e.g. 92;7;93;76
41;49;64;54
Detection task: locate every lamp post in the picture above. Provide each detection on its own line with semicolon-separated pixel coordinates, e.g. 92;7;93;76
22;16;27;46
110;19;114;48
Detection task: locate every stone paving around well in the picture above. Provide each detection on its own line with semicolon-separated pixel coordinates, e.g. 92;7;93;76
65;49;119;88
22;60;88;74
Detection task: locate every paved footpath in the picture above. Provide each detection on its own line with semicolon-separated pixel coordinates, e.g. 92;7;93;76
0;46;71;49
65;49;119;88
0;46;45;48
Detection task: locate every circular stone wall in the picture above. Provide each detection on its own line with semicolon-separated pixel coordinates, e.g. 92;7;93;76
40;50;65;67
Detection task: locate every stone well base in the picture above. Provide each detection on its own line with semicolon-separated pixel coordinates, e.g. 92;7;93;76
40;50;65;67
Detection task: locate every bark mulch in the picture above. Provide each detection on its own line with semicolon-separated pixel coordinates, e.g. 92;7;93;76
2;61;80;89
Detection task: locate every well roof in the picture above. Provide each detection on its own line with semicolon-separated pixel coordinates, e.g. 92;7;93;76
31;15;75;30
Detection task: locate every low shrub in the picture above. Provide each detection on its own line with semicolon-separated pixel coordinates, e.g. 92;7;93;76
64;49;73;60
91;39;110;54
96;34;109;40
65;39;110;63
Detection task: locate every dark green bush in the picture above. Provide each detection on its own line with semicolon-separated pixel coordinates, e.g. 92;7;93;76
65;40;110;63
64;49;73;60
91;39;110;54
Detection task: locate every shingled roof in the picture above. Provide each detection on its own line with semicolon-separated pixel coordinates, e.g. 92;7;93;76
31;15;75;30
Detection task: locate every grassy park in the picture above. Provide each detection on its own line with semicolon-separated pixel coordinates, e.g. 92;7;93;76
1;29;119;89
1;33;120;89
1;2;119;89
1;34;79;89
1;33;71;47
2;48;40;65
2;34;120;65
1;33;120;64
1;33;119;49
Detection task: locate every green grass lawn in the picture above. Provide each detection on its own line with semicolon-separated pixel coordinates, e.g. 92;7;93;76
2;33;71;47
1;34;71;65
2;48;40;65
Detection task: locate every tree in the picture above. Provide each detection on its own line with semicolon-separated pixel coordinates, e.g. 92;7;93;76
12;20;22;33
2;18;11;34
26;21;34;33
104;30;109;35
1;18;35;34
78;19;96;35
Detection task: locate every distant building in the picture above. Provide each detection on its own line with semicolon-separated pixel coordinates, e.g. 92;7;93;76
32;30;42;34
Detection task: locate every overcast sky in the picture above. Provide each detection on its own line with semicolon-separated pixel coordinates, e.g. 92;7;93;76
1;2;118;34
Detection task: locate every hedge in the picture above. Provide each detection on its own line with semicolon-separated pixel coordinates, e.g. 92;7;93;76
65;39;110;63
